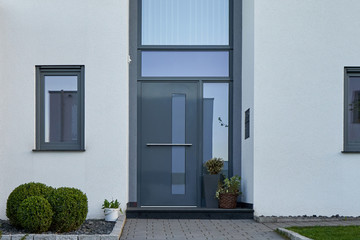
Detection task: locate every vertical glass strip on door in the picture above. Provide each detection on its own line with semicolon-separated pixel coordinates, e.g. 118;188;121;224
172;94;186;194
142;0;229;45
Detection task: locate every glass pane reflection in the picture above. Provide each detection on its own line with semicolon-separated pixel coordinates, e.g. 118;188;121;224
348;77;360;143
142;51;229;77
142;0;229;45
203;83;229;175
44;76;78;143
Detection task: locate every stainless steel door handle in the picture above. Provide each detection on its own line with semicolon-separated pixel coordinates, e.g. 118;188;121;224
146;143;192;146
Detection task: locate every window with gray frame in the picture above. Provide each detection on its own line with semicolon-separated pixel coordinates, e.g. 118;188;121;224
35;66;85;151
344;67;360;152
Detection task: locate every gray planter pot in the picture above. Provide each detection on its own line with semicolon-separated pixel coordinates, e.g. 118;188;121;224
203;174;222;208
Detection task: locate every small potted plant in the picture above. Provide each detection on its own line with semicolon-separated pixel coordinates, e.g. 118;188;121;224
102;199;123;222
203;157;224;208
216;175;241;209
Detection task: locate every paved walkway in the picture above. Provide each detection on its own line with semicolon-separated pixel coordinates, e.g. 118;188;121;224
120;219;283;240
120;218;360;240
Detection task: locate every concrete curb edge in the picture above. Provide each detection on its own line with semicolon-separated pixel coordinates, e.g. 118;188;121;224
255;216;360;223
0;216;126;240
276;228;313;240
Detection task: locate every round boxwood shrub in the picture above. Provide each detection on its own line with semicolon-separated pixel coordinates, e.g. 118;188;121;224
6;182;54;227
47;187;88;232
17;196;53;233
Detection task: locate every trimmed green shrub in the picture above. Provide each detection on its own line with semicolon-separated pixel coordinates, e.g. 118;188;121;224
47;187;88;232
17;196;53;233
6;182;54;227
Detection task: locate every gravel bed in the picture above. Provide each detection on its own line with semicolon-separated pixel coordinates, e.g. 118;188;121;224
0;219;116;235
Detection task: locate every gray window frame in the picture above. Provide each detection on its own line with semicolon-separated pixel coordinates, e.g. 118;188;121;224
35;65;85;151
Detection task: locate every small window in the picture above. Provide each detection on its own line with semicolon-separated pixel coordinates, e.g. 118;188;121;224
245;109;250;139
35;66;85;151
344;67;360;152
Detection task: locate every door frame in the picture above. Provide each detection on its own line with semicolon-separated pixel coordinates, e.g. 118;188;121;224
129;0;243;207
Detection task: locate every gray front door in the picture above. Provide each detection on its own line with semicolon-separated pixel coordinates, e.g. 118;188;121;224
140;82;198;206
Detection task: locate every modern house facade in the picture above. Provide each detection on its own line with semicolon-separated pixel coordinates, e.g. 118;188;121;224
1;0;360;219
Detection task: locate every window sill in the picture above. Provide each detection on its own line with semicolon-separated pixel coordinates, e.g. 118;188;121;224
341;151;360;153
32;149;85;152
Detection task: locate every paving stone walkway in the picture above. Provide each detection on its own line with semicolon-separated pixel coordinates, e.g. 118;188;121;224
120;218;360;240
120;219;283;240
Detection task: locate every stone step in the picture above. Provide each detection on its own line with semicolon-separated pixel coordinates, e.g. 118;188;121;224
126;207;254;219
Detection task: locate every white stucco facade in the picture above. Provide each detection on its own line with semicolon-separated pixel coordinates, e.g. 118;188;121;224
0;0;129;219
241;0;255;205
2;0;360;220
250;0;360;216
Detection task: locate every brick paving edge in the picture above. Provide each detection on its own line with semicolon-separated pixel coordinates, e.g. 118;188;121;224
276;228;312;240
255;216;360;223
0;216;126;240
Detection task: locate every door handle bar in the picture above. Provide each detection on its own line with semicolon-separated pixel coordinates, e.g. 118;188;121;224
146;143;192;146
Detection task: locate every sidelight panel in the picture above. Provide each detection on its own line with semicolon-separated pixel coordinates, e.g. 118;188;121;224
203;83;229;176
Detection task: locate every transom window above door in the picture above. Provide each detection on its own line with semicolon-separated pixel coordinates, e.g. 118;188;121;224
141;0;230;46
141;51;229;77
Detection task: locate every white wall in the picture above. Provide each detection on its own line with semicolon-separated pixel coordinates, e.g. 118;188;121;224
0;0;129;219
253;0;360;216
241;0;254;204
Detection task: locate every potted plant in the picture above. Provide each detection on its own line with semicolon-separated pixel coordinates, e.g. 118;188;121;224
216;175;241;209
102;199;123;222
203;157;224;208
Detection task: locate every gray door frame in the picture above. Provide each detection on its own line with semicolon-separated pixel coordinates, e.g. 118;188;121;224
128;0;242;206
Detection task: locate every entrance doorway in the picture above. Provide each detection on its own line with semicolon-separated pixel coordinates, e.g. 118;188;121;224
129;0;242;208
139;82;199;206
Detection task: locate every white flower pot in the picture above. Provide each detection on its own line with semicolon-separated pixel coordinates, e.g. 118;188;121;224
104;208;120;222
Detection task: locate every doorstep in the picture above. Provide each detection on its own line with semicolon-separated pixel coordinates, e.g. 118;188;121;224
0;216;126;240
126;207;254;219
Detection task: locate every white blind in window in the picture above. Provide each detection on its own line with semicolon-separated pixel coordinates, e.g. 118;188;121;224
142;0;229;45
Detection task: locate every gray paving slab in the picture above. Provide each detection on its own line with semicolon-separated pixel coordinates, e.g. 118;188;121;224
34;235;57;240
1;235;12;240
12;235;34;240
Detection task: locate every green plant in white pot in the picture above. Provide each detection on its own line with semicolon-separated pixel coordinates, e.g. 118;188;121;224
102;199;123;222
